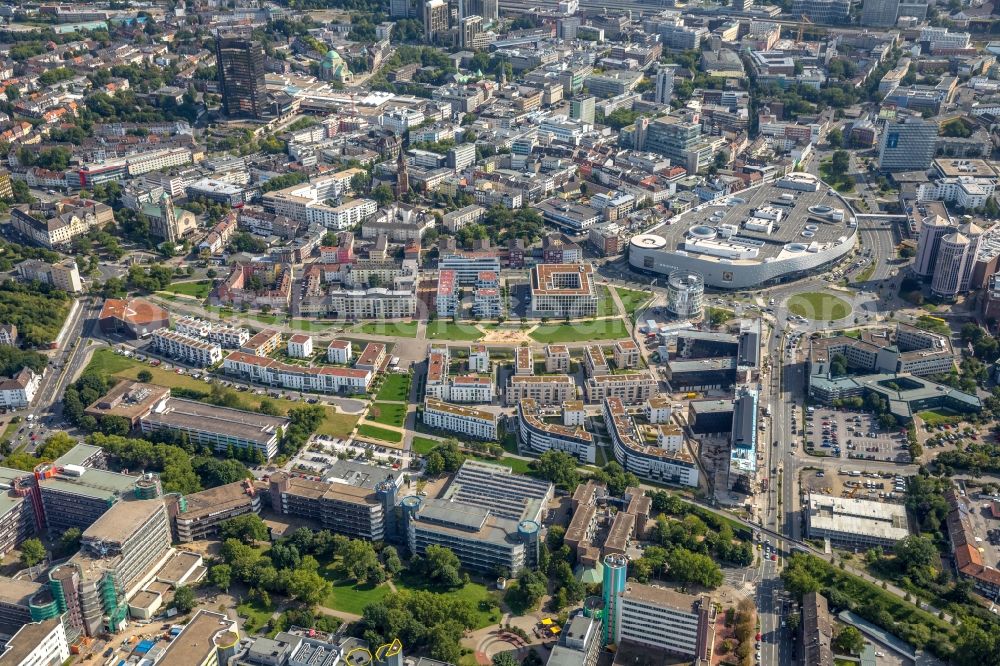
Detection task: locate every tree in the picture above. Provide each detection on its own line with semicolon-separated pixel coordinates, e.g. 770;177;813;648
209;564;232;592
137;369;153;382
492;654;519;666
342;539;383;583
894;535;937;574
666;548;723;588
830;150;850;179
827;128;843;148
19;538;45;567
531;450;579;490
220;514;269;544
381;546;403;575
60;527;82;555
172;585;196;614
372;184;394;207
833;625;865;656
416;545;463;588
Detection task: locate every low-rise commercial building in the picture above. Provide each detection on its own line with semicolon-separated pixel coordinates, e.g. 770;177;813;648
99;298;169;339
139;398;290;461
805;493;910;548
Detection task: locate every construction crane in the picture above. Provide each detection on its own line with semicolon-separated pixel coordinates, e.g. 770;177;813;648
796;14;813;43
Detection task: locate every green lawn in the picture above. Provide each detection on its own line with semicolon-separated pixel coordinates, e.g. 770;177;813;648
163;280;212;299
597;286;616;317
471;455;533;474
320;576;392;615
289;319;331;332
411;436;440;455
316;410;359;438
368;402;407;428
916;409;962;427
530;318;630;343
425;320;483;341
237;598;273;634
352;322;419;337
615;287;651;318
356;424;403;443
786;292;851;321
375;374;411;401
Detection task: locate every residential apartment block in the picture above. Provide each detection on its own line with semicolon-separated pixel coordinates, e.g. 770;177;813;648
422;398;498;440
506;375;577;406
151;329;223;368
585;372;657;404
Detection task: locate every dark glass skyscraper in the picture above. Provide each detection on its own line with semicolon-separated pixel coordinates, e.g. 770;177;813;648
215;35;268;119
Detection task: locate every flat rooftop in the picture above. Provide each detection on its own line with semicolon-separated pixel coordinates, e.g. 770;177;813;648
623;582;703;612
157;610;238;666
80;498;163;544
0;618;62;664
642;180;852;265
84;380;170;421
156;550;202;584
53;443;104;467
0;576;41;607
39;467;138;501
178;482;256;521
142;398;289;445
808;493;910;541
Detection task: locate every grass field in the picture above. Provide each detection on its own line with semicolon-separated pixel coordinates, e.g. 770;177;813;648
375;374;411;402
470;455;533;474
411;436;439;455
356;424;403;443
87;349;358;439
163;280;213;299
425;320;483;341
615;287;651;318
916;409;962;427
352;322;419;337
530;318;630;343
394;574;500;629
787;292;851;321
237;598;273;634
368;402;407;428
320;574;392;615
597;286;616;317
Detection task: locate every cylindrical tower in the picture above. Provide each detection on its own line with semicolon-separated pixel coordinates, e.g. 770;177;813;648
665;270;705;319
375;478;399;544
914;214;951;278
602;553;628;646
517;520;540;569
399;495;423;556
931;232;970;299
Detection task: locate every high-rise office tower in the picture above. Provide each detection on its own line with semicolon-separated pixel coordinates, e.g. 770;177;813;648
460;15;482;48
570;96;596;124
424;0;450;44
655;66;675;105
958;221;983;292
914;214;951;278
215;35;268;119
860;0;900;26
390;0;417;17
602;553;628;645
877;114;937;172
466;0;498;20
931;232;971;298
732;0;750;10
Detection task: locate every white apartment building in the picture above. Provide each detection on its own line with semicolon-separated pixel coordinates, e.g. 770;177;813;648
585;372;658;404
0;368;39;410
174;317;250;349
125;148;193;177
0;618;70;666
469;345;490;372
423;398;498;439
223;352;372;394
327;340;352;364
16;258;83;293
287;334;314;359
917;176;996;210
545;345;570;373
301;288;417;319
152;329;223;367
613;340;640;368
645;397;673;424
379;107;426;135
445;375;494;403
506;375;577;406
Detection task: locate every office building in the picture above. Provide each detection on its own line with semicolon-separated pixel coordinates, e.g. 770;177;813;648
614;582;715;660
878;114;937;172
174;480;261;543
530;263;598;318
139;398;290;461
516;398;595;463
0;618;70;666
268;462;403;541
790;0;850;23
423;0;449;43
605;397;699;487
602;554;628;644
422;398;498;440
654;66;675;105
861;0;899;26
545;613;601;666
438;252;501;284
915;214;952;278
48;498;172;637
157;610;239;666
569;96;595;124
931;232;972;298
151;329;223;368
447;459;553;521
806;493;910;548
460;15;483;49
31;462;139;533
216;35;268;119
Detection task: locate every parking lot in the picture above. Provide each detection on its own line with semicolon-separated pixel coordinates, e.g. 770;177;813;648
800;468;908;504
804;408;911;464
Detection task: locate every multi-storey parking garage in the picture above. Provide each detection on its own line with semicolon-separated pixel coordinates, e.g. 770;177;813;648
628;174;858;289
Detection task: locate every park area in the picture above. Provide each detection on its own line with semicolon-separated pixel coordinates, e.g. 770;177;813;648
351;321;420;337
162;279;213;299
529;318;630;343
426;320;483;341
615;286;651;318
356;423;403;444
787;292;851;321
375;374;411;402
367;403;407;428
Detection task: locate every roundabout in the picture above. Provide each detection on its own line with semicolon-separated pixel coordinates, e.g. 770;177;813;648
786;292;852;321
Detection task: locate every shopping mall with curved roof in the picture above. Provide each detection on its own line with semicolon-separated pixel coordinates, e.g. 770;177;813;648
628;174;858;290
